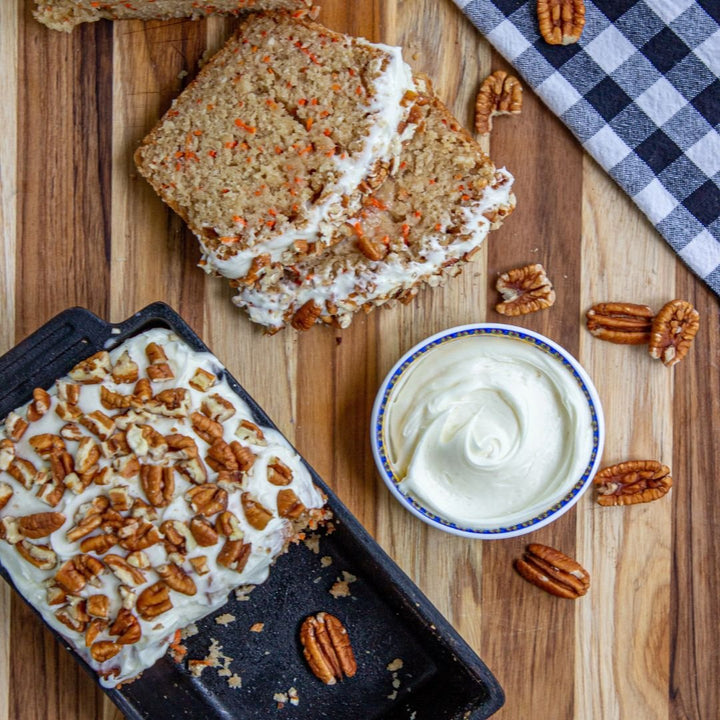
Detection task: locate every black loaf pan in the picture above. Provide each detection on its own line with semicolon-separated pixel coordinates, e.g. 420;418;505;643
0;302;504;720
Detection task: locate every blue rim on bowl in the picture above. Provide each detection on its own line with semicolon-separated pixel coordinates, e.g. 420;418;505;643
370;323;605;539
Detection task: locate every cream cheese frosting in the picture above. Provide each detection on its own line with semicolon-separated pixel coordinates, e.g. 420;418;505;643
0;329;325;687
384;334;594;529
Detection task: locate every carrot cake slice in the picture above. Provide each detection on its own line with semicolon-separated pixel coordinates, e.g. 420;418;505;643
34;0;316;31
0;329;327;687
230;79;516;331
134;12;418;282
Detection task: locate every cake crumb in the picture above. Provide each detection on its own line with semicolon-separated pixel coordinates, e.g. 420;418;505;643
320;555;333;567
387;658;404;672
288;687;300;706
387;690;398;700
227;674;242;689
181;623;199;639
235;585;255;601
215;613;236;626
250;622;265;633
188;638;234;679
329;571;357;598
273;691;288;709
303;534;321;554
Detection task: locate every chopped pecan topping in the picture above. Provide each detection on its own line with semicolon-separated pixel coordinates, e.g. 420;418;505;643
495;263;555;316
18;511;65;539
145;343;174;381
55;401;82;422
8;457;37;489
177;457;208;485
100;386;132;411
215;510;244;541
126;550;150;569
267;458;292;485
80;410;115;440
140;465;175;508
59;423;84;441
300;612;357;685
90;640;121;662
586;302;654;345
147;388;190;418
594;460;672;505
80;533;117;555
69;351;111;384
28;433;65;459
104;554;147;586
55;555;105;593
1;517;23;544
110;608;142;644
86;594;110;619
46;583;67;606
118;520;162;551
230;441;255;472
55;598;90;633
27;388;52;422
156;563;197;596
113;453;140;479
137;582;173;620
217;539;251;573
85;618;108;647
241;492;273;530
111;350;139;384
277;489;306;519
189;515;219;546
165;434;198;461
235;419;266;446
186;484;228;517
474;70;522;135
356;235;387;262
648;299;699;367
132;378;153;405
160;519;196;556
191;411;223;444
189;555;210;575
0;482;13;511
56;380;81;405
75;437;101;474
514;543;589;598
188;368;216;392
15;539;58;570
537;0;585;45
5;411;29;441
108;485;132;512
206;439;239;473
201;394;236;423
0;438;15;471
291;300;322;331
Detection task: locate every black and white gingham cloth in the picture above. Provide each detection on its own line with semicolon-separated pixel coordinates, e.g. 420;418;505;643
454;0;720;296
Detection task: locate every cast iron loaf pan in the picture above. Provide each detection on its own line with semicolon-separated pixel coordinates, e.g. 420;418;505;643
0;302;504;720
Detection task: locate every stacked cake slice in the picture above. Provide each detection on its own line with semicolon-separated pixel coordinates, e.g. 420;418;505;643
135;12;516;332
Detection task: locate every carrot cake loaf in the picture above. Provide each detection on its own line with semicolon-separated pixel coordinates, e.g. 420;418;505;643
34;0;316;31
0;329;326;686
134;12;418;282
231;80;516;331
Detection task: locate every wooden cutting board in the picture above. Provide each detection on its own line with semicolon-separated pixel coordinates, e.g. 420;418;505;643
0;1;718;718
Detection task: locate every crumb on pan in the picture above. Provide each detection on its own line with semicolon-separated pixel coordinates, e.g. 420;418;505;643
215;613;236;626
250;622;265;633
329;570;357;598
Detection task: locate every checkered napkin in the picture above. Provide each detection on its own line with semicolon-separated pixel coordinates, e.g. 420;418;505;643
454;0;720;296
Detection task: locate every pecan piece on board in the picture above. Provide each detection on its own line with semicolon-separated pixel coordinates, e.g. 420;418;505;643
537;0;585;45
594;460;672;506
648;299;699;367
300;612;357;685
495;263;555;316
585;302;654;345
514;544;589;599
474;70;522;136
291;300;322;331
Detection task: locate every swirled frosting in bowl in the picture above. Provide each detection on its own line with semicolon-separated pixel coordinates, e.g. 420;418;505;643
372;326;603;537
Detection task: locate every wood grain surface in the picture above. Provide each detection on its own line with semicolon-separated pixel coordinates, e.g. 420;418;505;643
1;1;718;718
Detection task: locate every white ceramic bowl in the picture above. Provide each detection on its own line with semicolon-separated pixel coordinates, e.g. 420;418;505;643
370;324;605;539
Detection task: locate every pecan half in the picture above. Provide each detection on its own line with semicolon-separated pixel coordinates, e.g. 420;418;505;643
118;520;162;551
594;460;672;505
186;484;228;517
100;386;132;411
206;439;239;473
495;263;555;316
140;465;175;508
300;612;357;685
18;512;65;539
111;350;139;384
230;441;255;472
160;519;196;555
86;594;110;619
586;302;654;344
8;458;37;489
189;368;216;392
291;300;322;331
15;539;57;570
189;515;219;546
474;70;522;136
90;640;121;663
27;388;52;422
0;482;13;511
241;493;273;530
267;458;292;486
137;582;173;620
55;555;105;593
215;510;243;541
191;411;223;445
80;533;118;555
156;563;197;596
110;608;142;644
514;544;589;599
537;0;585;45
648;299;699;367
217;539;251;573
277;489;306;519
69;351;111;384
